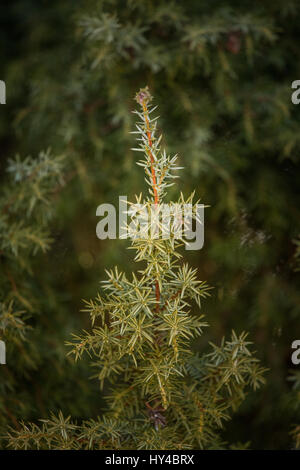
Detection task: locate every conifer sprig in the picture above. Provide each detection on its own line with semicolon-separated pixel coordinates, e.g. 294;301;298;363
5;88;266;450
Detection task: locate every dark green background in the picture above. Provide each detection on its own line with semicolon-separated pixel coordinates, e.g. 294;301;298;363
0;0;299;449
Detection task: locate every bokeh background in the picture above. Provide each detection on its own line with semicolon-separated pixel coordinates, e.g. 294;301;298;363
0;0;300;449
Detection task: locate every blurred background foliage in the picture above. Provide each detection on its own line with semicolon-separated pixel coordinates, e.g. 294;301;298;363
0;0;299;449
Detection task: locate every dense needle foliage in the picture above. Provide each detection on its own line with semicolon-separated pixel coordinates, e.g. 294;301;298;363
5;89;265;450
0;0;299;450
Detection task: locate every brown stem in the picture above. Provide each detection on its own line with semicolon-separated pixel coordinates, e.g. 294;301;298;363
142;102;159;206
141;100;160;313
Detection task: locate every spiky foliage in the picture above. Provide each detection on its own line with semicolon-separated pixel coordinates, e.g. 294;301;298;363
2;0;300;450
0;149;65;431
0;147;100;444
5;89;265;450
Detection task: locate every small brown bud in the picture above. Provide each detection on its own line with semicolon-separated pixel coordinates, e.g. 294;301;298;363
134;86;153;106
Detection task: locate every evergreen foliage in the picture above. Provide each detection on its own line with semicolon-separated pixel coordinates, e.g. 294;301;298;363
5;89;265;450
1;0;299;449
0;148;65;431
0;147;99;440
